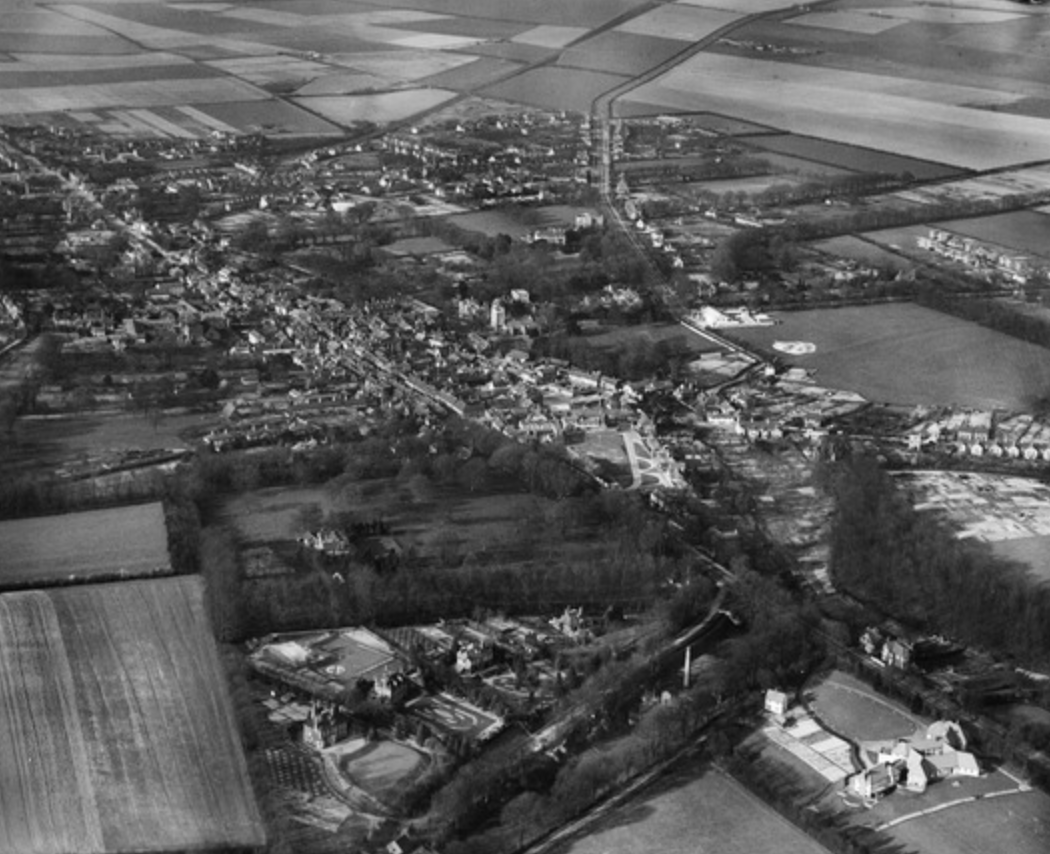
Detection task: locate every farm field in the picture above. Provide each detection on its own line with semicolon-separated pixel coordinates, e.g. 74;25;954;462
512;24;590;49
0;577;264;854
421;56;523;90
558;31;686;77
0;0;648;134
888;791;1050;854
615;4;742;42
811;235;913;271
717;4;1050;102
628;46;1050;169
293;89;457;125
861;223;930;256
742;134;960;180
482;67;629;113
729;303;1050;410
551;762;831;854
0;502;170;588
934;210;1050;259
383;0;650;28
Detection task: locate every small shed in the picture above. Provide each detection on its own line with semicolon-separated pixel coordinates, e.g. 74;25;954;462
765;689;789;717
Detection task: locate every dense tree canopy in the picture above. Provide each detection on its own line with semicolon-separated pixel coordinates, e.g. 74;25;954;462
829;455;1050;666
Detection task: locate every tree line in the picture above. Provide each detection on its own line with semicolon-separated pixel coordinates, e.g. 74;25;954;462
915;280;1050;355
829;455;1050;666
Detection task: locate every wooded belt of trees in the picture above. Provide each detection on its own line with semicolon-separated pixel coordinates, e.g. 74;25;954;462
916;285;1050;352
770;192;1050;245
829;455;1050;666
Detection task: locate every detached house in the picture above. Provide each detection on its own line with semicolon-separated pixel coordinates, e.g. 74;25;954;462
849;720;980;800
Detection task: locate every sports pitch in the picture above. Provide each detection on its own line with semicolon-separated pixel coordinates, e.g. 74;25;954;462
731;302;1050;410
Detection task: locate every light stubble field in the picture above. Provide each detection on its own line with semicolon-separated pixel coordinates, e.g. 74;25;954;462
0;577;264;854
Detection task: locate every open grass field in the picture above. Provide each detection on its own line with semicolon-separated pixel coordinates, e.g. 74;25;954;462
581;321;722;353
888;791;1050;854
744;134;960;180
730;302;1050;410
446;204;586;238
861;223;930;255
0;502;170;588
0;76;268;116
809;670;921;742
373;0;650;28
934;210;1050;259
482;66;629;113
787;9;909;35
990;536;1050;584
220;485;342;543
221;475;602;569
196;98;344;134
558;31;686;77
336;740;427;800
421;55;522;90
618;111;776;134
0;576;264;854
680;0;803;12
329;48;475;80
552;762;832;854
294;89;457;125
615;4;742;42
811;235;913;271
0;410;206;476
512;24;590;49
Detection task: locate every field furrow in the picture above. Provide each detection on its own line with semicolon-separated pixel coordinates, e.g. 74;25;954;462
44;578;264;852
0;593;103;854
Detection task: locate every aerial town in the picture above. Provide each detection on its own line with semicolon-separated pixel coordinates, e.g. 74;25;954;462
3;2;1050;854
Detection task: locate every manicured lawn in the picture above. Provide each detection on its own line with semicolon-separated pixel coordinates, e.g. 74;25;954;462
888;789;1050;854
809;670;921;742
